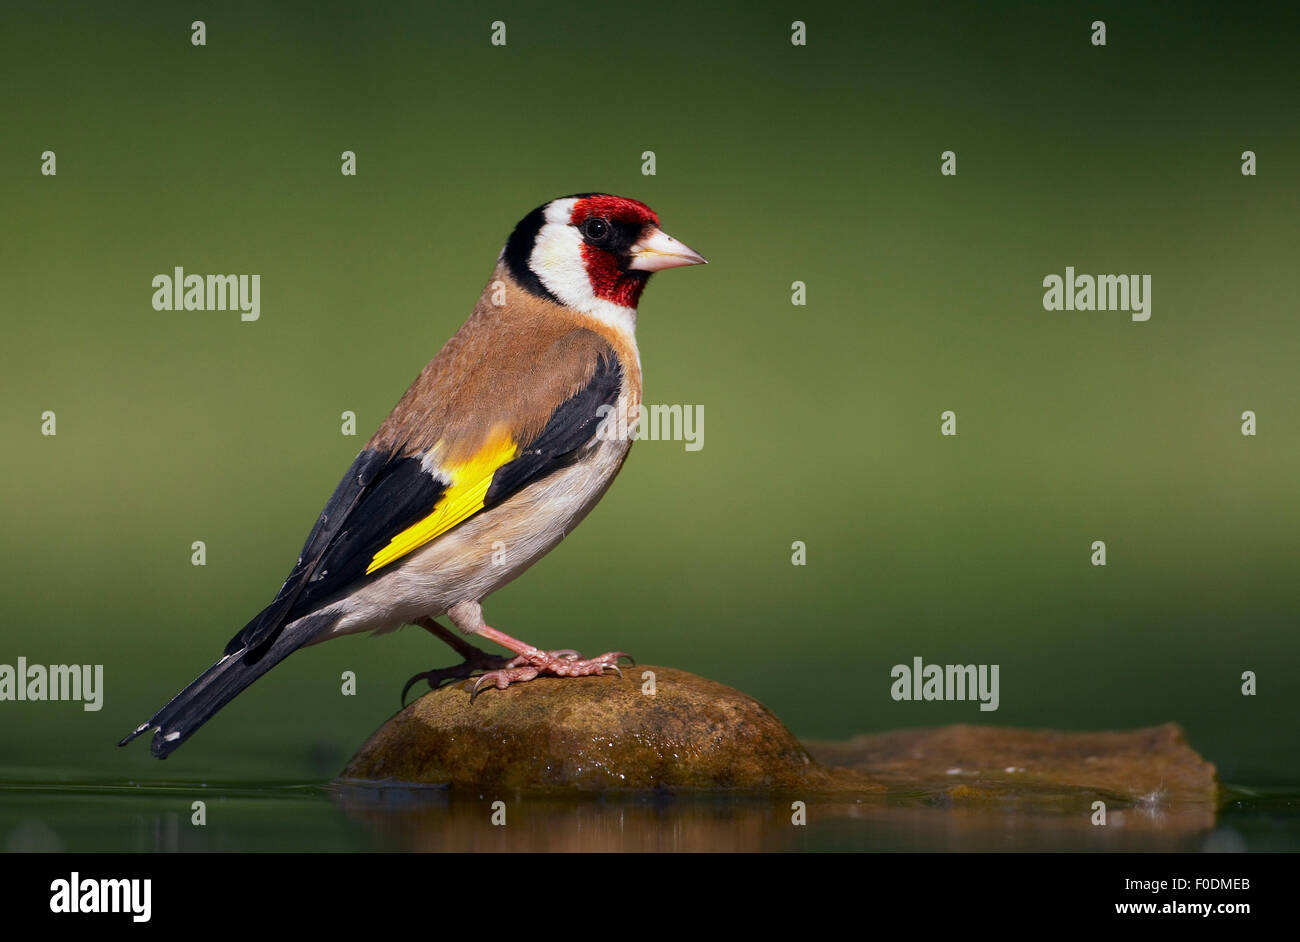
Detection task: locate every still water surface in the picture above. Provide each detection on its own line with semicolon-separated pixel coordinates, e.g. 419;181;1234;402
1;778;1294;853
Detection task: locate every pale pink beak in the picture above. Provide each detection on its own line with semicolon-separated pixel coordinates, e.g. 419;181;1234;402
627;227;708;272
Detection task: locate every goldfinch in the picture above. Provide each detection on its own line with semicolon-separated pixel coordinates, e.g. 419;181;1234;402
121;194;706;758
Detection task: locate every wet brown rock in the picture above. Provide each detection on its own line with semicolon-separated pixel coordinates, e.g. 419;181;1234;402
805;722;1220;806
341;665;876;793
341;668;1219;813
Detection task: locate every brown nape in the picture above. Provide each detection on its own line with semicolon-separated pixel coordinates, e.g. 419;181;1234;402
367;264;641;463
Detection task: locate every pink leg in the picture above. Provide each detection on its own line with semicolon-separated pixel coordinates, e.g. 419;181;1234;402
399;618;517;704
470;624;633;698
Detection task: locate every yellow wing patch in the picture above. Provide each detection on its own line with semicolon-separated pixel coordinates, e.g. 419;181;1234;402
365;434;519;574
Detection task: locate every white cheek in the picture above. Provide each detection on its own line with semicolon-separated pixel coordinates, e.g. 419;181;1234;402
526;198;640;341
543;198;580;225
530;222;596;309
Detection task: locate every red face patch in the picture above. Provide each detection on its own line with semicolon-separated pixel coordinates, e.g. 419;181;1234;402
570;195;657;308
580;247;649;308
569;195;659;228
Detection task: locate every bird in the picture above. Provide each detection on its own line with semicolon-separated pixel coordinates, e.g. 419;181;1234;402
120;193;706;758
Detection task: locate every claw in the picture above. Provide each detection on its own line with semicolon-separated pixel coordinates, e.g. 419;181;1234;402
400;673;428;706
461;648;635;699
469;672;508;701
401;651;515;706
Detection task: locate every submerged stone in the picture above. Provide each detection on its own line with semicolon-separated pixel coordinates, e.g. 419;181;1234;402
805;722;1220;806
341;667;1218;810
340;665;871;793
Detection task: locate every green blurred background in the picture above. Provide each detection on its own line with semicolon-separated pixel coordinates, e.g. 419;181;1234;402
1;0;1297;798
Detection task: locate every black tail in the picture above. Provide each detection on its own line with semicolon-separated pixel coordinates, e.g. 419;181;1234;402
119;611;334;759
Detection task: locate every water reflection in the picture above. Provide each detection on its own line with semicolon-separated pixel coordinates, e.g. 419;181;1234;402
1;780;1287;852
330;784;1218;853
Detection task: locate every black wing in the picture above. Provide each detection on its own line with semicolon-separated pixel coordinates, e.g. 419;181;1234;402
225;449;446;657
226;350;623;659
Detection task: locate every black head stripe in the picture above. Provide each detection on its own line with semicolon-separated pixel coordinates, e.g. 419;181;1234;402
610;221;642;262
502;204;560;304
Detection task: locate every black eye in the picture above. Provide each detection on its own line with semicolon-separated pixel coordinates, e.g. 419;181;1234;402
580;217;611;243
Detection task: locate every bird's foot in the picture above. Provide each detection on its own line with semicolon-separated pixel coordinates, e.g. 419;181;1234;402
470;649;634;699
401;649;516;705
